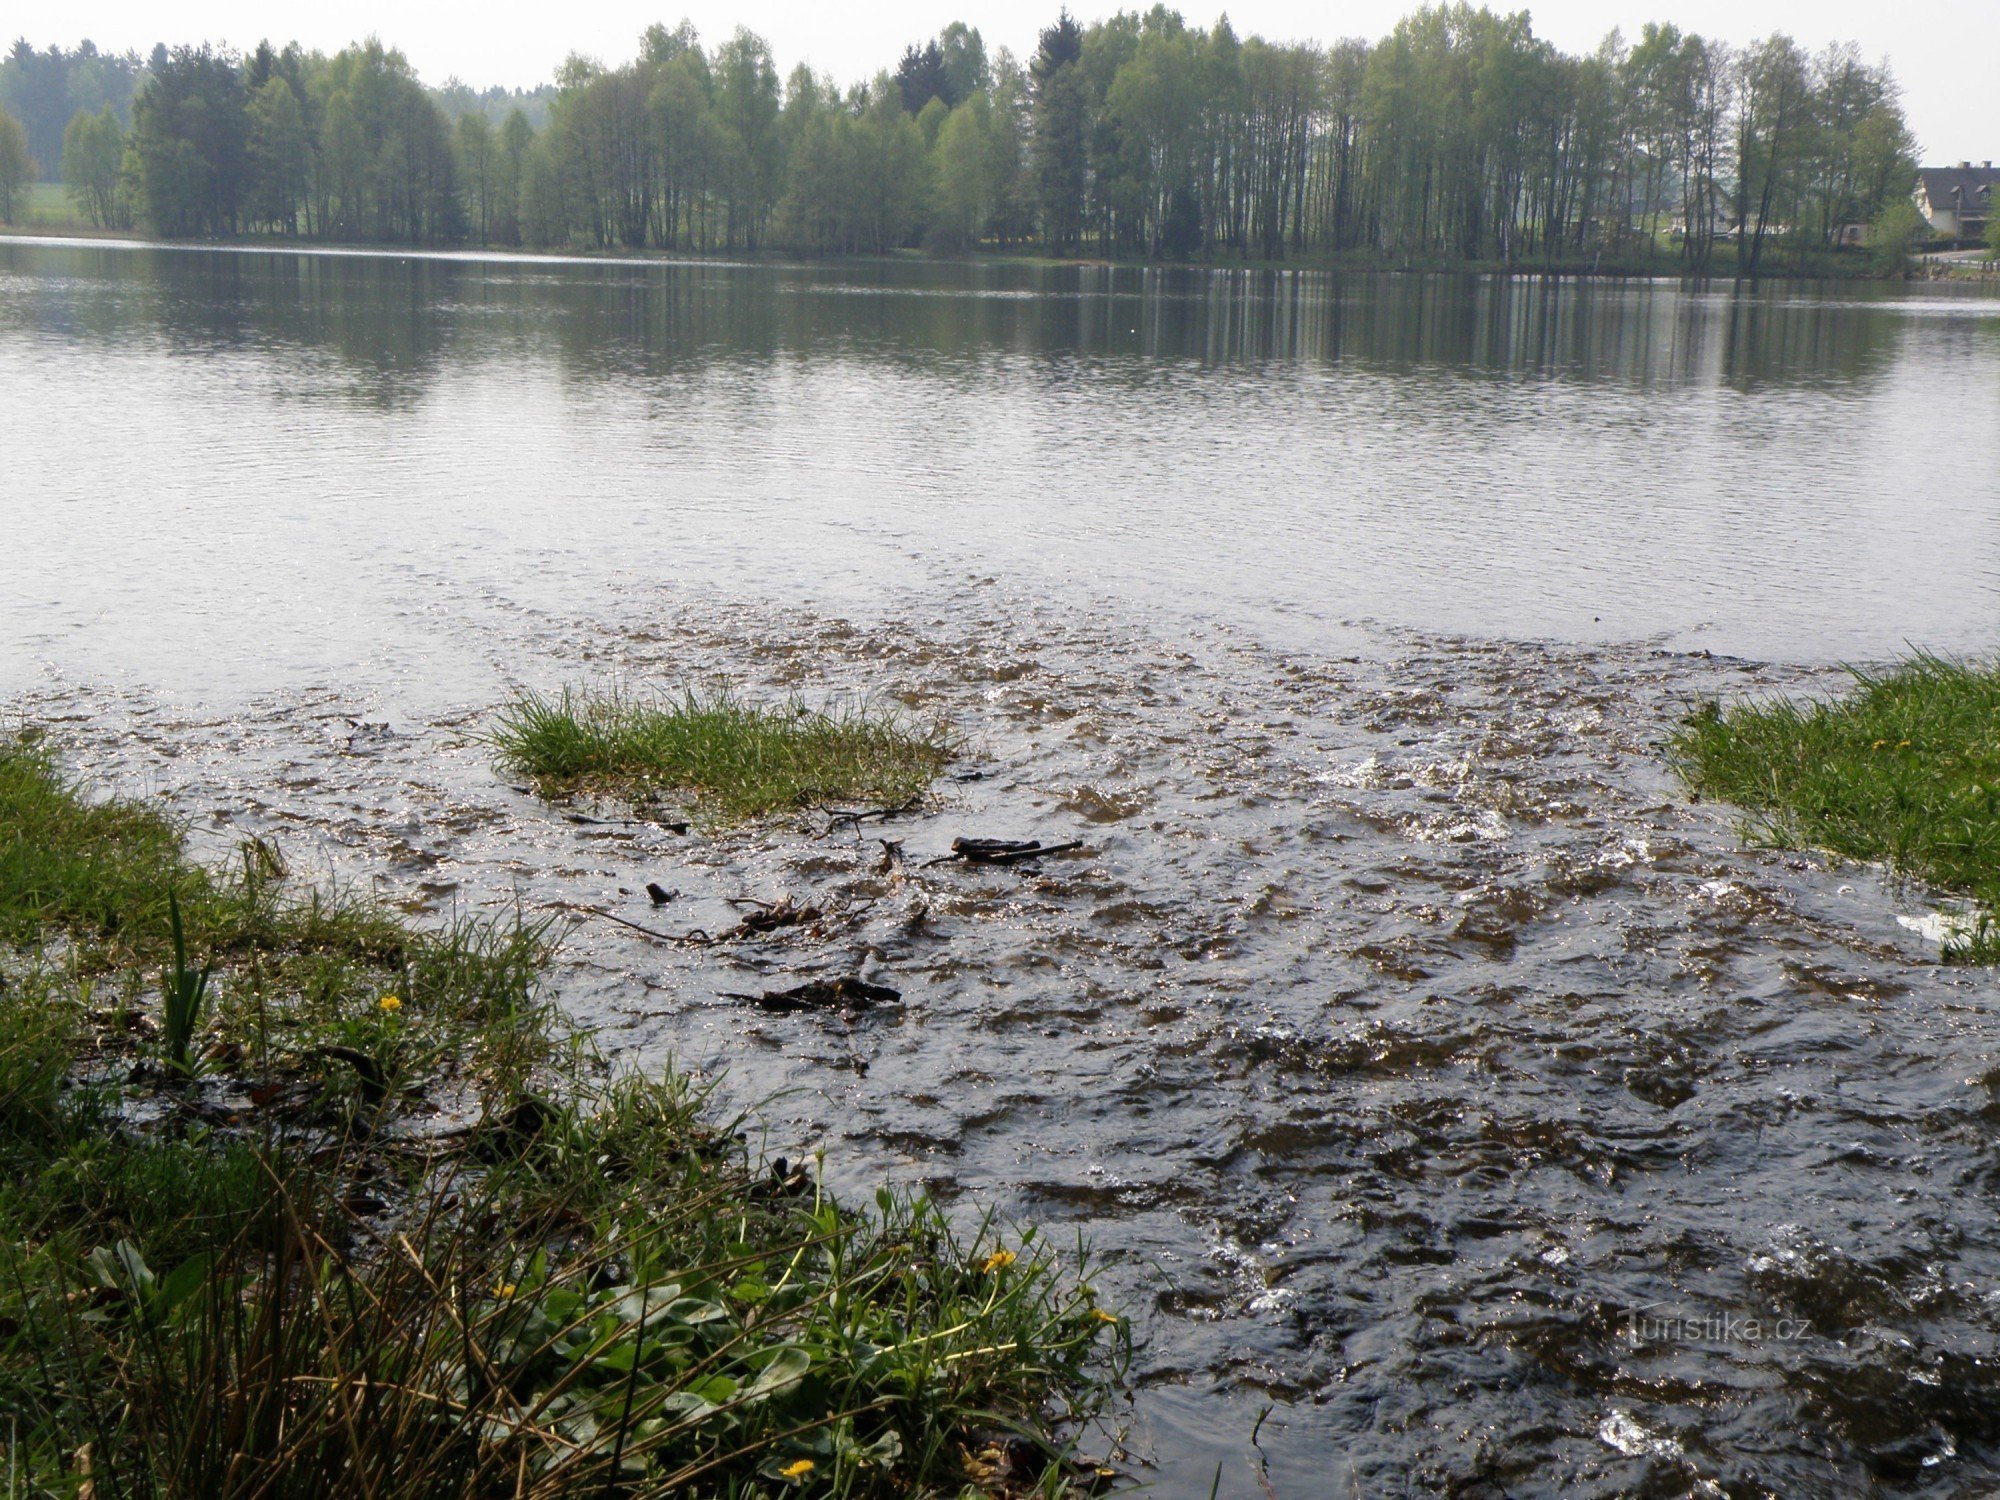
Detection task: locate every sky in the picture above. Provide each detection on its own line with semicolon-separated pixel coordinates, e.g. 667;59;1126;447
11;0;1997;160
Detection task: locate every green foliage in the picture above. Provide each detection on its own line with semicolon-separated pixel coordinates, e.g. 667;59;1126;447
493;108;533;245
1870;197;1929;271
0;732;192;946
776;88;932;254
490;688;951;822
5;12;1922;268
1031;13;1089;258
898;40;960;114
245;74;308;234
0;1115;1122;1495
454;110;493;240
0;39;142;185
0;969;70;1143
0;739;1124;1495
130;44;247;236
312;40;463;244
0;730;550;1090
159;889;213;1073
61;104;126;225
0;106;31;221
1672;655;2000;961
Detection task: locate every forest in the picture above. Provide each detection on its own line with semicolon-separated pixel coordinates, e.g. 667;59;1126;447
0;5;1920;273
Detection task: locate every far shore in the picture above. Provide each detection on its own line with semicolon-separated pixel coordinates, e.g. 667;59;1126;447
0;219;1945;282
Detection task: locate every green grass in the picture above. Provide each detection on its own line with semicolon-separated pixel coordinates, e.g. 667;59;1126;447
491;688;952;823
0;729;548;1097
14;181;86;228
0;731;191;945
0;732;1125;1495
1672;653;2000;960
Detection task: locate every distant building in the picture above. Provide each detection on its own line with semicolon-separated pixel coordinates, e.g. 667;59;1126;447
1670;202;1738;242
1916;163;1997;239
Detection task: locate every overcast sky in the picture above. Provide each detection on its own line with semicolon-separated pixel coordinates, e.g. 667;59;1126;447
12;0;1996;159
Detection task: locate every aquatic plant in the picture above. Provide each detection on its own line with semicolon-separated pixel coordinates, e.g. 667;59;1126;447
158;889;211;1073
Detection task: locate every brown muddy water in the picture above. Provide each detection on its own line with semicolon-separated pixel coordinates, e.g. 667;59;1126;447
8;240;2000;1495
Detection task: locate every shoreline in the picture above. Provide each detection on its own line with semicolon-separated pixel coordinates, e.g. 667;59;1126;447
0;221;1921;282
0;723;1129;1494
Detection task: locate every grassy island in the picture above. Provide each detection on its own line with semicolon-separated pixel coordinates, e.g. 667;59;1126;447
491;689;952;824
1673;655;2000;961
0;732;1122;1496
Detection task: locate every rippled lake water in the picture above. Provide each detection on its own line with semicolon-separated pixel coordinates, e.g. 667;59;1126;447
7;239;2000;1495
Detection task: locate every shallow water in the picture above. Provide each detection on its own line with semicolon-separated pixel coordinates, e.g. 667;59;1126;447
8;242;2000;1494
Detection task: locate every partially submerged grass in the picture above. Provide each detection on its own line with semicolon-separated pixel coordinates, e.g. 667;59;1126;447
491;688;952;823
0;728;452;973
0;732;1125;1494
1671;653;2000;960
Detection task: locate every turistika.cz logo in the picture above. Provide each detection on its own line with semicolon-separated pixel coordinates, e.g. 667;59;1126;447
1624;1304;1814;1345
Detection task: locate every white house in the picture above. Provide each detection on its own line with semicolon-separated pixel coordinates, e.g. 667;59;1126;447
1916;163;1997;239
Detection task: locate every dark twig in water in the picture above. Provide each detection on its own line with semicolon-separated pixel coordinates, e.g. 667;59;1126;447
555;893;861;949
561;808;689;834
821;796;924;835
721;977;902;1014
924;837;1087;868
550;902;694;945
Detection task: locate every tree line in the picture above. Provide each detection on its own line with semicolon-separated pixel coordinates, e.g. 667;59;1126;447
0;5;1921;273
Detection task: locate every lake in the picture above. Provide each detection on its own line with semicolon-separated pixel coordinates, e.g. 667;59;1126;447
7;239;2000;1494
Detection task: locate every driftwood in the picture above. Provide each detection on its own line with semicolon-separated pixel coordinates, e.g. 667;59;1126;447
722;977;901;1014
925;837;1086;868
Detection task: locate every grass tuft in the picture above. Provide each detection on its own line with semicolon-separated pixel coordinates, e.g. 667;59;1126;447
1671;652;2000;961
490;688;952;822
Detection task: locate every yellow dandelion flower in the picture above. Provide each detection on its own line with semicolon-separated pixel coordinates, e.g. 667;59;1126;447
980;1249;1016;1274
378;994;403;1013
778;1459;815;1480
493;1282;516;1298
1898;740;1912;749
1872;739;1888;749
1092;1307;1119;1324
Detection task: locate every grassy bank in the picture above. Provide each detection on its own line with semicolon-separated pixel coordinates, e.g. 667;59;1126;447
1672;655;2000;960
11;183;90;231
0;182;121;234
0;731;1123;1495
492;688;951;823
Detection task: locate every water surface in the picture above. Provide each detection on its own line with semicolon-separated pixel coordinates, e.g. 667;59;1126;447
8;240;2000;695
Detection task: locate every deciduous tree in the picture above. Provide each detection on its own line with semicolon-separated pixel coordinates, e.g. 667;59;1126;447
0;107;32;221
62;105;124;225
